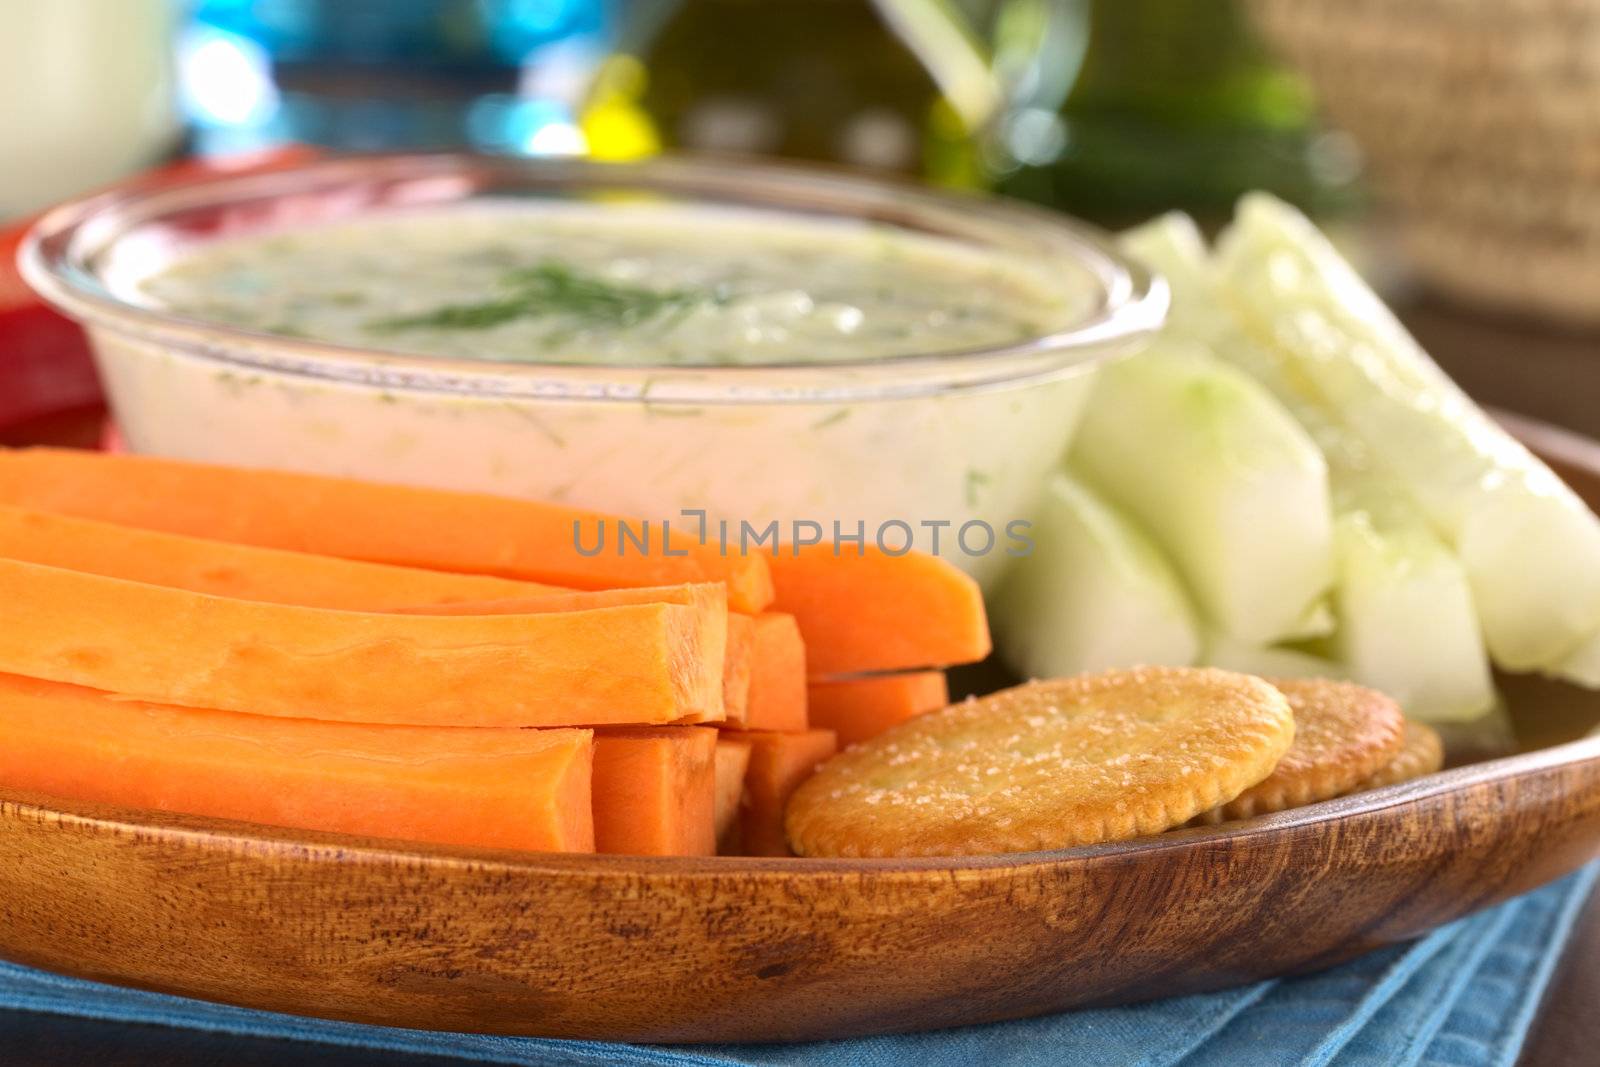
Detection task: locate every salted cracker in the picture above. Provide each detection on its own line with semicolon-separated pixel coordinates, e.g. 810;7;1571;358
786;666;1295;858
1193;677;1406;824
1350;718;1444;792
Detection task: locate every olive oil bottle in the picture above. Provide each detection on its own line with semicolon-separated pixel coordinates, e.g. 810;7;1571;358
582;0;999;189
989;0;1361;226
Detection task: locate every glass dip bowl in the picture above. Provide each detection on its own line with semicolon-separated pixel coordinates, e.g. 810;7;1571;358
20;153;1165;586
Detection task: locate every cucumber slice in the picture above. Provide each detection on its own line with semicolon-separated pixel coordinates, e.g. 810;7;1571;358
992;469;1200;677
1202;633;1347;681
1123;208;1496;717
1554;630;1600;688
1216;193;1600;670
1120;213;1228;340
1332;511;1495;721
1281;598;1337;642
1069;339;1334;645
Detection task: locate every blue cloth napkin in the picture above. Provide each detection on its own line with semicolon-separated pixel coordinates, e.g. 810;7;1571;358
2;865;1594;1067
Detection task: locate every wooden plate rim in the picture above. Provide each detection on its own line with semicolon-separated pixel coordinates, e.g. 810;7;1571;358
7;730;1597;878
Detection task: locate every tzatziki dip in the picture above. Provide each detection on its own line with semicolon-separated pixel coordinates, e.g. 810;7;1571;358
50;175;1154;587
137;204;1077;367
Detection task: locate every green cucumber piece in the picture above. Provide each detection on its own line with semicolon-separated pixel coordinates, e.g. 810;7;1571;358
1123;208;1497;717
992;470;1200;677
1069;339;1334;645
1331;511;1495;721
1216;193;1600;670
1202;634;1347;681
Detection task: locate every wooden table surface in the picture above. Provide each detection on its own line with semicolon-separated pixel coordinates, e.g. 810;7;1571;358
0;295;1596;1064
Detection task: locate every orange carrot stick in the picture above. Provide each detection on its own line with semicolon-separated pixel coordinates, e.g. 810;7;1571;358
736;729;838;857
591;727;718;856
393;586;731;725
0;503;571;608
722;614;754;726
0;510;735;667
0;672;594;852
740;613;808;732
806;671;950;747
713;736;752;850
768;544;990;674
0;448;774;612
0;558;725;727
397;596;754;728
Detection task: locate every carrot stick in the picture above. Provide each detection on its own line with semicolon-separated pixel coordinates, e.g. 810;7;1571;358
722;614;754;726
591;727;717;856
0;503;573;608
410;598;755;728
392;586;732;725
0;558;725;727
806;671;950;747
740;613;808;732
767;544;990;674
0;448;774;613
735;729;838;857
0;510;733;660
713;737;752;851
0;672;594;852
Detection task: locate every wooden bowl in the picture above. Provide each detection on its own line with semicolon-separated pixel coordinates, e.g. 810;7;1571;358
1;415;1599;1044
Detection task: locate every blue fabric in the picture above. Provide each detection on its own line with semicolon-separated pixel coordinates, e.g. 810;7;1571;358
1;865;1593;1067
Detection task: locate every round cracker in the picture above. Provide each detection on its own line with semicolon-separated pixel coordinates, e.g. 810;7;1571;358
1192;677;1406;824
785;666;1296;858
1350;719;1444;792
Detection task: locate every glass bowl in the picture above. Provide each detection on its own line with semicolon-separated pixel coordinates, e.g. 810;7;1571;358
19;153;1166;585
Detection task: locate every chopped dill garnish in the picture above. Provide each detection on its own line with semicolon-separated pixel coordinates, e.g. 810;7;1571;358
367;261;706;334
373;297;531;331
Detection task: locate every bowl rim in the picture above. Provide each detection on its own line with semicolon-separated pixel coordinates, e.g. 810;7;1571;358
17;151;1168;405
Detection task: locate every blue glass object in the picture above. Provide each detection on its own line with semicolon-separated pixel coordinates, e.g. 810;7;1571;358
179;0;609;156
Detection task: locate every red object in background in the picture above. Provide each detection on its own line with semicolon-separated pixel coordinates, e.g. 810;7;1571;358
99;420;125;454
0;144;321;435
0;304;101;430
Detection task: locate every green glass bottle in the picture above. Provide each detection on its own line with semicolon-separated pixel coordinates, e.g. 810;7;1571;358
989;0;1361;227
583;0;999;189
